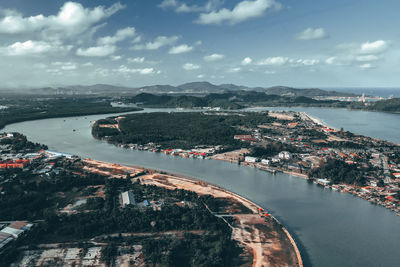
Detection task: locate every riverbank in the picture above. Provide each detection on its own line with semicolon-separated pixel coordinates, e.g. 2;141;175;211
83;158;303;267
91;110;400;216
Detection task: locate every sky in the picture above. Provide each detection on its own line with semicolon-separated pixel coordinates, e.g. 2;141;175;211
0;0;399;89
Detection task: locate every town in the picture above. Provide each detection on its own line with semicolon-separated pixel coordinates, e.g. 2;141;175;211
93;111;400;216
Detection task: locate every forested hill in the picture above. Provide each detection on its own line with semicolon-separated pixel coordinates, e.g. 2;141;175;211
124;91;340;109
92;112;277;149
367;98;400;112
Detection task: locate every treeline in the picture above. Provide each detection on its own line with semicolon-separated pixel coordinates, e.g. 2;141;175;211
0;132;47;151
309;158;367;185
0;96;142;129
124;91;341;109
0;167;106;220
142;233;241;267
92;112;276;149
1;170;243;266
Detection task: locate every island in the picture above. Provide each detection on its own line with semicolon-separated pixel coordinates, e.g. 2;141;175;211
92;111;400;215
0;133;302;266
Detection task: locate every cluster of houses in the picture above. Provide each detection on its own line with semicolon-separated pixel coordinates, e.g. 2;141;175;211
0;221;33;250
119;143;218;159
232;111;400;214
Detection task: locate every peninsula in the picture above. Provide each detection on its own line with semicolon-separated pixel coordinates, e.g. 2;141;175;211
0;133;301;266
92;111;400;215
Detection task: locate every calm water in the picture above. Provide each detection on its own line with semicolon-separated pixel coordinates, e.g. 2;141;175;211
4;108;400;267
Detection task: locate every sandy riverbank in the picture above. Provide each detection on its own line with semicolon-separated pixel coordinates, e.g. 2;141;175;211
82;159;303;267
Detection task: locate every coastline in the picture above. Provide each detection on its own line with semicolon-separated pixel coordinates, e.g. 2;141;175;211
83;158;303;267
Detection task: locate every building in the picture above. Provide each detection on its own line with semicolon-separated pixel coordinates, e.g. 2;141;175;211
261;159;270;165
278;151;292;160
0;221;33;250
121;191;136;207
245;156;258;163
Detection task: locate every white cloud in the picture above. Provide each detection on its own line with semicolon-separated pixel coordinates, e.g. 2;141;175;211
264;70;275;74
256;56;319;67
60;63;77;70
356;54;379;62
196;0;281;25
197;74;205;78
169;44;194;54
132;36;142;44
228;67;241;73
295;59;319;66
204;53;225;61
241;57;252;65
159;0;222;13
0;2;125;38
128;57;145;63
183;63;200;70
132;36;179;50
98;27;135;45
325;57;336;65
1;40;60;56
114;65;157;75
76;45;116;57
258;56;288;66
111;55;122;61
295;27;327;40
360;40;388;54
360;63;374;69
82;62;93;66
328;40;390;66
158;0;178;9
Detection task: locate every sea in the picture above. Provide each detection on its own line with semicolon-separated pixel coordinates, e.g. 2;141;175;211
324;88;400;98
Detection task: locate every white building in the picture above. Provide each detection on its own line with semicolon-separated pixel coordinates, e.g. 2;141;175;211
261;159;270;165
278;151;292;160
121;191;136;207
245;156;258;163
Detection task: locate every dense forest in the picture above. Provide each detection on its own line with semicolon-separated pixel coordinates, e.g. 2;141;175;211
367;98;400;112
0;161;242;267
0;96;142;130
92;112;276;149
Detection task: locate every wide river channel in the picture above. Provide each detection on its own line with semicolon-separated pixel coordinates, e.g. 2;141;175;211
4;107;400;267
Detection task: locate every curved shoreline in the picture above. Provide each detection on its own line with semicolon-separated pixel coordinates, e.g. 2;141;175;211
83;158;303;266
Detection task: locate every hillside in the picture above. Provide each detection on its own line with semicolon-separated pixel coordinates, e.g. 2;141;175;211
126;91;339;109
367;98;400;112
26;82;358;97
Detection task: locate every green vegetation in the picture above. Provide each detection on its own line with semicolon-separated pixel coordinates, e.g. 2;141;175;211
0;96;142;130
124;91;341;109
367;98;400;112
0;132;47;151
93;112;276;149
0;158;242;266
309;159;367;186
142;233;240;267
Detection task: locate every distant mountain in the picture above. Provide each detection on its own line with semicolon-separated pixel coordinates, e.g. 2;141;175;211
218;83;250;91
178;81;222;92
367;98;400;112
264;86;356;97
137;85;177;93
27;82;359;97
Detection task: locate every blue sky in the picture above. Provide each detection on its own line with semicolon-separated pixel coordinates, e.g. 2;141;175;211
0;0;399;88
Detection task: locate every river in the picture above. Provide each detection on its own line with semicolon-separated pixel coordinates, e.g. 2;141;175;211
3;107;400;267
